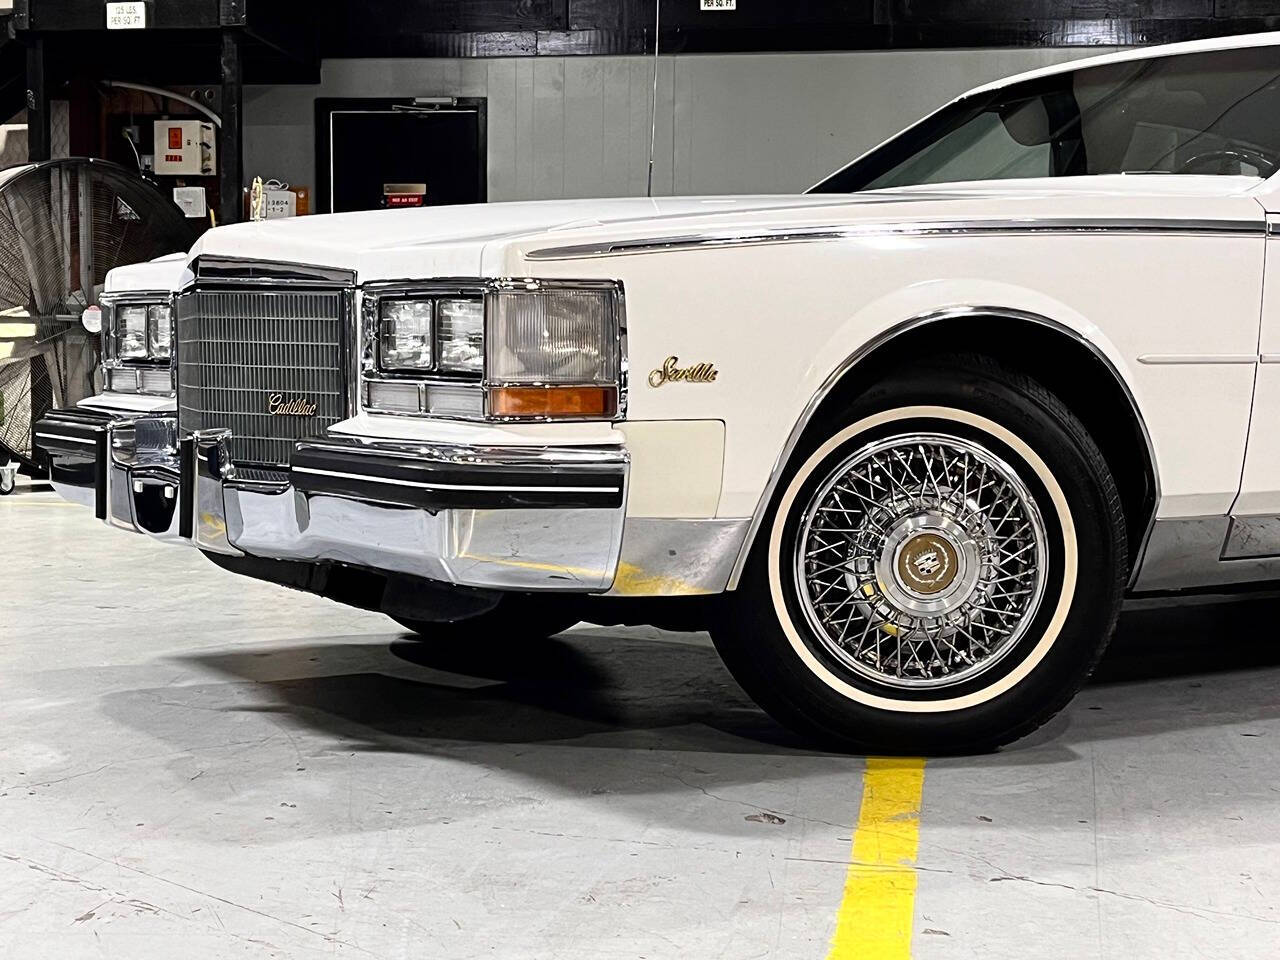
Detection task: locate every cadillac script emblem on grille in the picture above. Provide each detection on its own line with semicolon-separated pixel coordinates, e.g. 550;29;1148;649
648;356;719;388
268;393;318;417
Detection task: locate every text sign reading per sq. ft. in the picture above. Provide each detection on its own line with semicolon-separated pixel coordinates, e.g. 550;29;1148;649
106;2;148;29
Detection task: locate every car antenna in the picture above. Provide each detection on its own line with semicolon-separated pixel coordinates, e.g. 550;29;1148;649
646;0;660;199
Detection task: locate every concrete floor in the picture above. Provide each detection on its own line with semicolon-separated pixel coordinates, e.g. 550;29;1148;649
4;477;1280;958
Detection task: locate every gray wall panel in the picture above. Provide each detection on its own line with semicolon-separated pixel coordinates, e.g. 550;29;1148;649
484;58;518;200
244;47;1118;203
514;57;536;198
598;58;633;196
531;58;566;198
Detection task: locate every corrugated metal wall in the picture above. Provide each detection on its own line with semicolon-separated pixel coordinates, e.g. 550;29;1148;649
245;47;1119;202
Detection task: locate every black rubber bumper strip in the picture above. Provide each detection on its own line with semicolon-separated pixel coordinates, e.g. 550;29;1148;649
290;444;625;511
178;434;196;540
33;408;113;459
32;409;114;519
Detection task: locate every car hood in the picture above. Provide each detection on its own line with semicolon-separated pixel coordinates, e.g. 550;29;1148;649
188;195;855;279
186;176;1265;282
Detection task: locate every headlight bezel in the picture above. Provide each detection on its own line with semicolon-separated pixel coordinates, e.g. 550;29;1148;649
99;291;175;396
360;278;626;423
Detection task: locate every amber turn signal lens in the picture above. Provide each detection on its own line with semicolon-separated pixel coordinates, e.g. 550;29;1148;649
490;385;617;419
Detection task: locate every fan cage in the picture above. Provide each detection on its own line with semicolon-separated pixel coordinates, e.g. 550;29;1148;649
0;158;199;471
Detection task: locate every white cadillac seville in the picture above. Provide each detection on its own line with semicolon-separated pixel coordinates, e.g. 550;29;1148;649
37;32;1280;752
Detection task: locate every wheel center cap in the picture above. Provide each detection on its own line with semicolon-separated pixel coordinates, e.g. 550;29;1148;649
871;513;982;617
895;532;959;595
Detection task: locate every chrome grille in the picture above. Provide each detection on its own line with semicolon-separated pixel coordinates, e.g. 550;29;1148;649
176;288;348;467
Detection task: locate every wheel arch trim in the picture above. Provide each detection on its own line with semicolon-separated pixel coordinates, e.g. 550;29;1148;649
723;304;1160;591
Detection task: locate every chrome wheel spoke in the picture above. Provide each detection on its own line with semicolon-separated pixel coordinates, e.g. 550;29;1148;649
794;432;1048;690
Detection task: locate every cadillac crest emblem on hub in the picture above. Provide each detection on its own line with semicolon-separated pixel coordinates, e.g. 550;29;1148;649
267;393;317;417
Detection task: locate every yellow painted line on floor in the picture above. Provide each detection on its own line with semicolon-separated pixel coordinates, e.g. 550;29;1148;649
827;756;927;960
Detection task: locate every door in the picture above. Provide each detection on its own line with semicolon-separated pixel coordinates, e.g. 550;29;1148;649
1232;207;1280;539
1148;44;1280;584
315;98;487;214
1228;139;1280;567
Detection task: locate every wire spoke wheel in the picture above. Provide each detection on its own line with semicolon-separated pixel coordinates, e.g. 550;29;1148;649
794;432;1048;689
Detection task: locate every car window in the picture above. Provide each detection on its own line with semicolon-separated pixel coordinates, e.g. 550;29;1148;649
812;45;1280;192
865;110;1054;187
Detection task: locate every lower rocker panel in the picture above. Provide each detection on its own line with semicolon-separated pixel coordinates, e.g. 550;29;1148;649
1132;515;1280;592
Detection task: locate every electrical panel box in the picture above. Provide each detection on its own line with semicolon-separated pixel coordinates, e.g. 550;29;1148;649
152;120;216;176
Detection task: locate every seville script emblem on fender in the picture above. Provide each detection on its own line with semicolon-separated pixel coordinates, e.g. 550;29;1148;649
648;355;719;388
268;393;318;417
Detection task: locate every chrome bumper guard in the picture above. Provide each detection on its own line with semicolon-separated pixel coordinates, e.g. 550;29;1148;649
35;410;629;592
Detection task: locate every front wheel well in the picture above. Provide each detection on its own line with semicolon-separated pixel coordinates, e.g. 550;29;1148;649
796;315;1156;573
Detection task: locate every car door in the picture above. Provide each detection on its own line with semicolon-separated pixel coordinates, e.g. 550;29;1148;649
1233;193;1280;541
1228;155;1280;569
1154;54;1280;584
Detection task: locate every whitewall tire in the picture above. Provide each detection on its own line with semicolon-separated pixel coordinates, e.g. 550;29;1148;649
710;356;1125;753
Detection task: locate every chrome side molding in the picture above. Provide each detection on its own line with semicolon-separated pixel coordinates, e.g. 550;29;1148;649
1138;354;1256;365
526;217;1263;261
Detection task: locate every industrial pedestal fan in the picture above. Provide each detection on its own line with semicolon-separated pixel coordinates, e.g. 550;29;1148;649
0;158;198;493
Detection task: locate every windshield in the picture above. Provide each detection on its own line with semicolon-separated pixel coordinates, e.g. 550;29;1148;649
810;45;1280;193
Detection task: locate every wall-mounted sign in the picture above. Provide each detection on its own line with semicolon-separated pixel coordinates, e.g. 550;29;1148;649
264;189;298;219
172;186;208;219
105;2;147;29
383;182;427;208
700;0;736;8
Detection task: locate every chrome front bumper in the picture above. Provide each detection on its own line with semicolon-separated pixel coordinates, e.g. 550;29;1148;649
36;410;629;592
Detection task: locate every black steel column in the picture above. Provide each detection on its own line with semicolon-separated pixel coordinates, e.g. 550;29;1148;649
219;29;243;225
76;167;93;304
25;35;49;162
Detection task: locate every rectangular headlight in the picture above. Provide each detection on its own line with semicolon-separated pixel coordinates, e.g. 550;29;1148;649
436;299;484;373
112;300;172;362
147;303;172;360
116;305;148;360
379;299;434;370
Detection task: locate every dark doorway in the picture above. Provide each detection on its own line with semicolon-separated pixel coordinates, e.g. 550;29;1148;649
315;98;487;214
